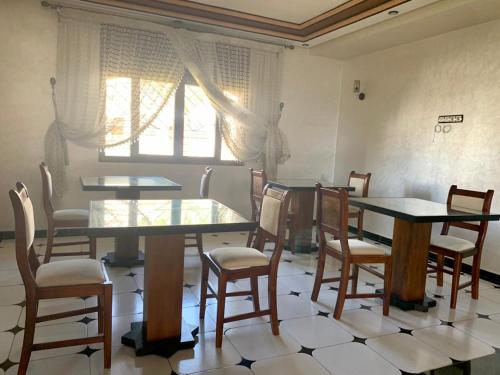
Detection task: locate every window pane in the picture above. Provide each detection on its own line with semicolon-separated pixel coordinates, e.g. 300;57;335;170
104;77;131;157
138;80;175;156
183;85;216;157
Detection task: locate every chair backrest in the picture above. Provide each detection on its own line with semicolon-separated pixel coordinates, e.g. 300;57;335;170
40;162;54;217
9;182;40;290
316;183;352;256
348;171;371;198
442;185;494;250
254;185;291;269
199;166;213;198
249;168;267;219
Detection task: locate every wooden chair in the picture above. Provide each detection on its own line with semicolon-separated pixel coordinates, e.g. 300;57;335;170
40;163;96;263
199;185;291;347
9;182;112;375
311;184;392;319
347;171;371;239
427;185;494;308
185;166;213;257
246;168;295;252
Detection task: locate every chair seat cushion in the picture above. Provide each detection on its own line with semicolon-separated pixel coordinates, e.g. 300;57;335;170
209;247;269;270
327;239;389;256
348;206;360;215
36;259;105;287
430;235;475;253
53;209;89;222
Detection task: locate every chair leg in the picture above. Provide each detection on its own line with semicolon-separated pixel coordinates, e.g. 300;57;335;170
246;230;254;248
215;276;227;348
199;260;209;319
288;222;296;254
471;253;481;300
357;212;364;240
268;274;279;335
383;257;393;316
351;264;359;294
103;284;112;369
18;300;38;375
449;255;462;309
250;276;260;312
97;294;103;334
89;237;97;259
436;253;444;287
195;233;204;258
44;223;55;263
334;259;351;320
311;245;326;302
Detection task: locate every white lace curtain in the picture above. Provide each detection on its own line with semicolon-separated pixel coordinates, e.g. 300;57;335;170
46;9;290;195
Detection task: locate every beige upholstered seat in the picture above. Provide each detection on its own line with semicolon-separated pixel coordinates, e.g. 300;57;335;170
53;209;89;222
209;247;269;270
36;259;105;287
327;239;388;256
430;234;475;253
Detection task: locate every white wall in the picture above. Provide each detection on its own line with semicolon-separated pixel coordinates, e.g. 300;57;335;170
0;0;341;232
334;19;500;273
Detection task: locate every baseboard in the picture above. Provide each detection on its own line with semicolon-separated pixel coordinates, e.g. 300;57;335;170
349;225;500;287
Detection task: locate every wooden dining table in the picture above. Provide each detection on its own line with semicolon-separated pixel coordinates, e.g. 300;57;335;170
349;197;500;311
268;178;354;253
87;198;256;357
81;176;182;266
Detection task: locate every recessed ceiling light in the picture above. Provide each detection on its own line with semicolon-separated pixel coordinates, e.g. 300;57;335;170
388;10;399;16
302;43;310;47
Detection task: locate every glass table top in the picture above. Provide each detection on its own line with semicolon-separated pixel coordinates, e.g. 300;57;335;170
88;199;256;237
350;197;500;223
80;176;182;191
268;178;353;191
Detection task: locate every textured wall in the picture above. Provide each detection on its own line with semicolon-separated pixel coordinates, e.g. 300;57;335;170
334;19;500;273
0;0;341;231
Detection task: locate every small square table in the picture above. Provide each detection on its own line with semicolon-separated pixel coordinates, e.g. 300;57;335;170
88;199;256;357
81;176;182;266
268;178;354;253
349;197;500;311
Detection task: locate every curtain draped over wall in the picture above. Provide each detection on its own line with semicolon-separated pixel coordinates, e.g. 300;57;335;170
46;9;290;195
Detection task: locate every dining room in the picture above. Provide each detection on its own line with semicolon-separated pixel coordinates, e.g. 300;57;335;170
1;0;500;374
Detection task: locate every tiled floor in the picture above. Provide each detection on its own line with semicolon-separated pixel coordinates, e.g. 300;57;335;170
1;233;500;374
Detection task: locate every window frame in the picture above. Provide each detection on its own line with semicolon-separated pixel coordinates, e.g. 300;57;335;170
99;71;243;166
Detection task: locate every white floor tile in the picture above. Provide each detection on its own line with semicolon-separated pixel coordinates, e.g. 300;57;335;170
0;332;14;363
427;300;477;323
260;294;318;321
367;333;452;373
412;325;495;361
6;353;90;375
477;288;500;304
281;315;353;349
313;342;401;375
9;322;88;362
19;298;86;328
112;293;142;317
190;366;253;375
206;299;267;330
371;305;441;330
335;309;400;339
225;323;300;361
306;289;362;312
0;285;24;306
169;332;241;374
0;269;22;287
110;276;138;294
183;287;199;308
453;318;500;348
183;306;216;333
252;353;330;375
451;293;500;315
88;313;142;348
0;305;21;331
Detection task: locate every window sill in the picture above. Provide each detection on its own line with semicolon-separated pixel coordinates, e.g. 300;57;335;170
98;154;243;166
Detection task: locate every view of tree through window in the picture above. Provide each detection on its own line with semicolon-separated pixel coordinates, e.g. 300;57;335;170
101;72;238;164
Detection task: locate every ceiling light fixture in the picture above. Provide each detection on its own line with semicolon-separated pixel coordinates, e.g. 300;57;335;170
388;10;399;15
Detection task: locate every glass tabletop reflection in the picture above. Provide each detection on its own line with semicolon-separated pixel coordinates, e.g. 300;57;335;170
268;178;353;191
88;199;256;237
81;176;182;191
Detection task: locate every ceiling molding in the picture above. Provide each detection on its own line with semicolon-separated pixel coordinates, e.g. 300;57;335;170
79;0;411;42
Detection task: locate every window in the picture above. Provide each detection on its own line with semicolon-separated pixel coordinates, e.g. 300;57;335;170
100;71;240;165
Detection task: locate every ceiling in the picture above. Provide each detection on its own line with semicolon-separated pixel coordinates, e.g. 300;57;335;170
76;0;440;45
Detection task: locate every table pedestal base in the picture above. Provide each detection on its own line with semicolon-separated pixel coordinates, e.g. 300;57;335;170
101;251;145;267
376;289;437;312
122;322;196;357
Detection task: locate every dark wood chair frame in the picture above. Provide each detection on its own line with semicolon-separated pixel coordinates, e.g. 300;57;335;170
311;184;392;319
348;171;371;239
9;182;112;375
246;168;296;252
199;185;291;347
185;166;213;257
40;162;96;263
427;185;494;309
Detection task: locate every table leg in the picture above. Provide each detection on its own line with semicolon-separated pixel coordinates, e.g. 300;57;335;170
101;189;145;267
390;218;436;311
122;234;196;356
289;191;316;253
